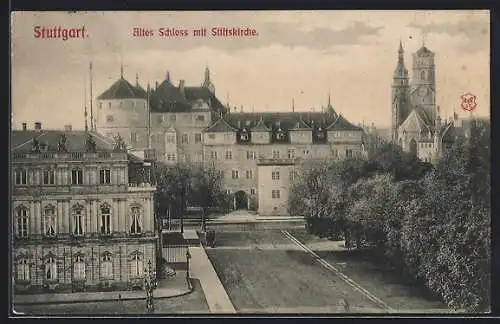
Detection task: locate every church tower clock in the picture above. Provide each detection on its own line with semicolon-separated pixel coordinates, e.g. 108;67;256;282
411;44;436;122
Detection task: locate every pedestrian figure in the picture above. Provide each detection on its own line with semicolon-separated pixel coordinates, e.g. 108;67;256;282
339;298;350;312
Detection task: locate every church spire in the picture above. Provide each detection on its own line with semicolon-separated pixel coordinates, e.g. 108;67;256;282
202;64;215;94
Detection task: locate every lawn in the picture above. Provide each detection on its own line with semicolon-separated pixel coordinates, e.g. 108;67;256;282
205;230;382;313
287;228;448;311
15;279;210;315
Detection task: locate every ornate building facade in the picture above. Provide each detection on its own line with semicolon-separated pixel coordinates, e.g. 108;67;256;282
11;123;157;293
95;67;364;215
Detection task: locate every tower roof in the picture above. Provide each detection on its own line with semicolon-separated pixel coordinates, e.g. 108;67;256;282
97;78;147;100
416;45;433;56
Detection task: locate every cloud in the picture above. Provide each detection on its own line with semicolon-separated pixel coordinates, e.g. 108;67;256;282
408;17;489;54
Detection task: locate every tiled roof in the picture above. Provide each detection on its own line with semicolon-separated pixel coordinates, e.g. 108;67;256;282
204;117;237;133
97;77;147;100
290;115;312;130
399;107;432;135
11;130;114;153
224;112;336;132
251;117;271;132
149;81;227;114
326;114;363;131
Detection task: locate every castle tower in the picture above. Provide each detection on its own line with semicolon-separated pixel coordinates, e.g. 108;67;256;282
391;41;410;142
411;42;436;122
202;66;215;94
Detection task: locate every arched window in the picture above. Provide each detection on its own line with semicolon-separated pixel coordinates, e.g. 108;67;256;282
421;70;426;80
45;256;57;280
100;204;112;235
130;206;142;234
16;258;30;281
15;207;29;238
15;169;27;185
74;255;86;280
72;204;85;236
130;252;144;278
43;205;56;237
100;253;113;279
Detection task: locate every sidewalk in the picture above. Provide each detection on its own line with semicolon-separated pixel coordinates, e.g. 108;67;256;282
188;246;236;314
14;270;192;305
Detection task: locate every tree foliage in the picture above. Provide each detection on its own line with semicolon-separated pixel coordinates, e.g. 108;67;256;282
290;120;491;312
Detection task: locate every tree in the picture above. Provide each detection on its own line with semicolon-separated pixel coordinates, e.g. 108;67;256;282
188;163;228;232
154;163;191;221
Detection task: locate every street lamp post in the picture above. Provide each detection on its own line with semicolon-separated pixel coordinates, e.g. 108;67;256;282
186;250;192;289
178;182;185;234
144;260;157;313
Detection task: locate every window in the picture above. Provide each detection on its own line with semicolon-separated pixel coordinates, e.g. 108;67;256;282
272;190;281;199
272;150;280;159
208;134;216;140
166;135;176;144
108;102;111;108
119;101;123;108
106;115;114;123
170;115;176;122
17;258;30;281
334;149;339;159
100;169;111;184
303;149;310;156
100;254;113;279
346;149;353;158
43;169;55;185
16;207;28;238
44;205;56;237
71;169;83;185
246;151;256;160
130;132;137;144
166;153;176;161
272;170;280;180
99;102;103;109
45;256;57;281
73;206;84;236
130;253;144;278
100;205;111;235
232;170;239;179
250;188;256;195
195;133;202;143
74;255;86;280
181;134;189;144
288;149;295;159
289;170;296;181
130;206;142;234
225;150;232;160
210;151;217;160
196;115;205;122
15;169;27;185
246;170;253;179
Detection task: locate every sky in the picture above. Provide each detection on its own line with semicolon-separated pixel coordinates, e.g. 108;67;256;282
11;10;490;130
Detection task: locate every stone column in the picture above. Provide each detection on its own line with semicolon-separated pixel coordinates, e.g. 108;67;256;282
93;201;99;233
233;196;236;210
65;201;70;234
144;198;150;232
34;201;41;235
57;201;63;235
113;199;119;234
30;200;36;235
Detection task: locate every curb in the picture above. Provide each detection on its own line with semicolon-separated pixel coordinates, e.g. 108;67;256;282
14;279;195;306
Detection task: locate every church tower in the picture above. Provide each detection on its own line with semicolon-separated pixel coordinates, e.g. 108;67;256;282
202;66;215;94
391;41;410;142
411;43;436;123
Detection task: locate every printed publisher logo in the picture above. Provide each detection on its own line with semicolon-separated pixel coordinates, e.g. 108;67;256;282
460;93;477;112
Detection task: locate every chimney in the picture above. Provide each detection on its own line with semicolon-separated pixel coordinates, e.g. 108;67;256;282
34;122;42;131
21;122;27;131
179;80;185;98
64;124;72;132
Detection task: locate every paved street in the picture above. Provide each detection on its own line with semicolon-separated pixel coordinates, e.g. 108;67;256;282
205;227;449;314
15;279;209;315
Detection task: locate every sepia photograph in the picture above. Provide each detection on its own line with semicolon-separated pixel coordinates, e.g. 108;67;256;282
10;10;491;316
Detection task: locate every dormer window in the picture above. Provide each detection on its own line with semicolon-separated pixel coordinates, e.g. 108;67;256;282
276;128;285;140
240;128;249;141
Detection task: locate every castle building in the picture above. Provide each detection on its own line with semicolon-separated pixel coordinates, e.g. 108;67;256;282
391;41;458;163
96;66;364;215
11;122;157;294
